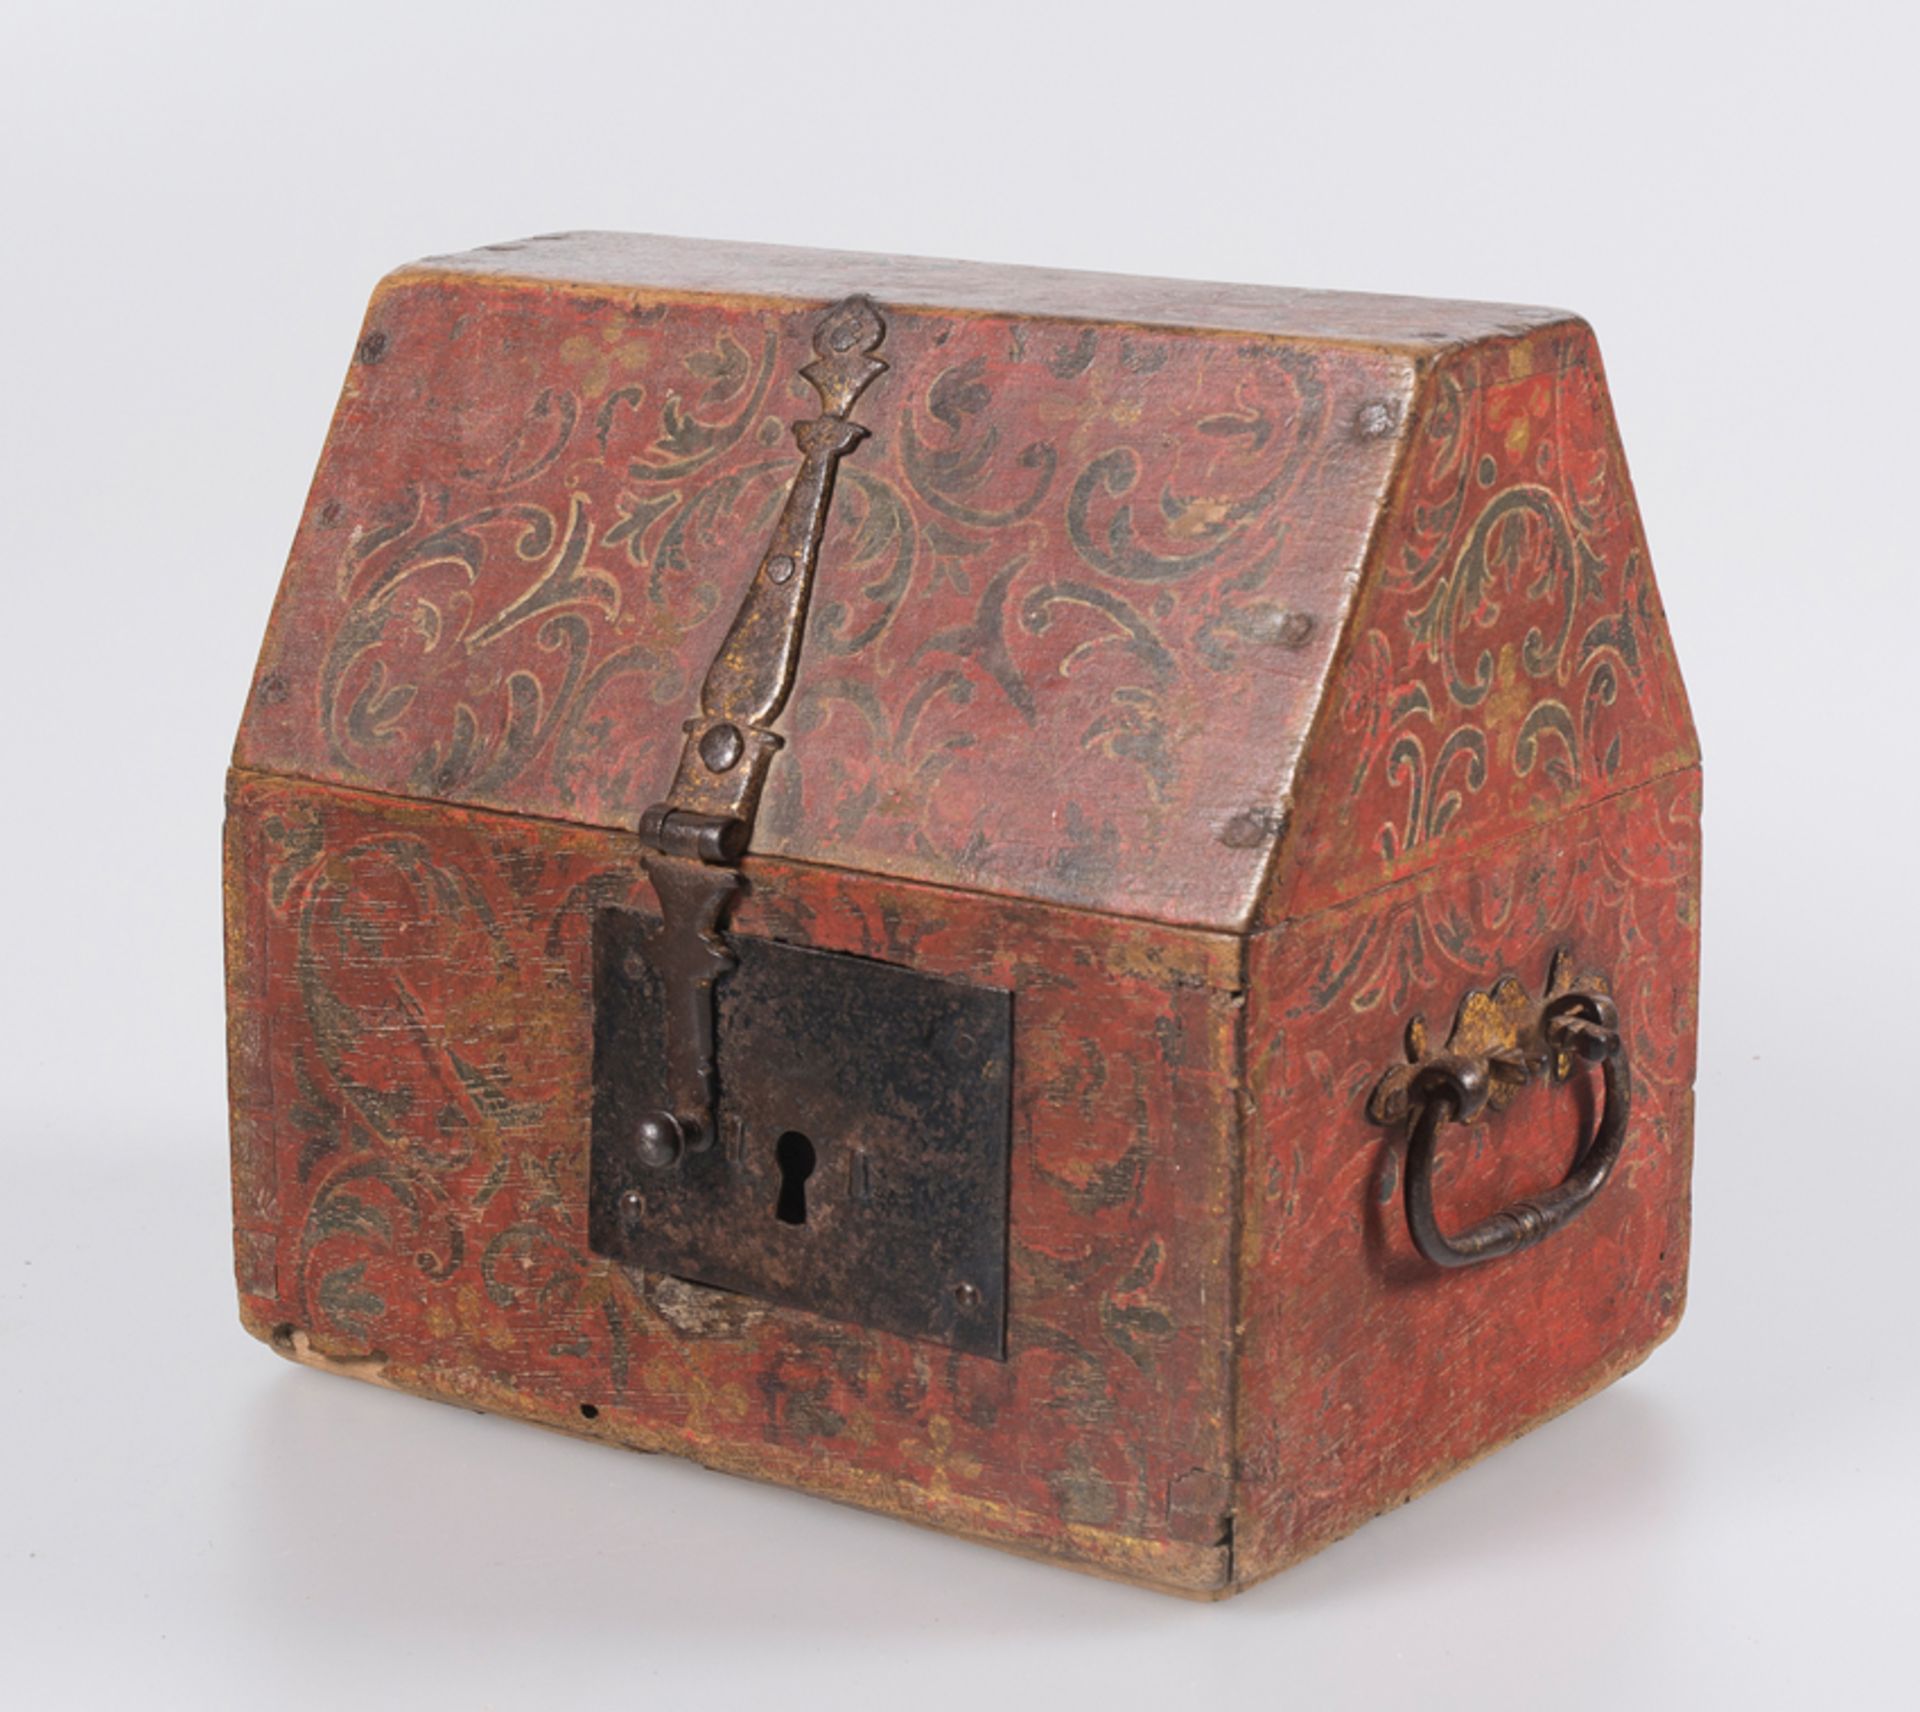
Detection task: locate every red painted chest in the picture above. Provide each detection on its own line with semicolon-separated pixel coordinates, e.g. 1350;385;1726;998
226;234;1699;1596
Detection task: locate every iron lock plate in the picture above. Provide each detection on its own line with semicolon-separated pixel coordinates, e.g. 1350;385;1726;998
588;909;1013;1359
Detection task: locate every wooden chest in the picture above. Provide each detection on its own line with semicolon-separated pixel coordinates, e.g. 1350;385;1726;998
226;233;1699;1597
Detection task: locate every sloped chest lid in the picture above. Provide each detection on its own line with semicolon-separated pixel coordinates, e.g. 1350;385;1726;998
236;233;1568;930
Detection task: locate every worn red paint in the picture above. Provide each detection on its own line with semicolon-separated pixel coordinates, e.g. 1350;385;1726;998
227;235;1698;1596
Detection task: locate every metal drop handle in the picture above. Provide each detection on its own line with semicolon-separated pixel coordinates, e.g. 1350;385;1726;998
1401;993;1628;1267
1369;953;1631;1270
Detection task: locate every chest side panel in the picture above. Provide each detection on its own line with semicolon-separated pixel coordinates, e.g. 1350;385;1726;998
1265;320;1697;923
1234;765;1699;1585
234;272;1414;930
224;771;1242;1591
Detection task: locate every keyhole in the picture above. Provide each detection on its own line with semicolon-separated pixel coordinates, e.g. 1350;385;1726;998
774;1131;816;1226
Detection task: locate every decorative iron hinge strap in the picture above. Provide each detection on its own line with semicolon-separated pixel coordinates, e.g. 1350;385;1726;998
634;295;889;1157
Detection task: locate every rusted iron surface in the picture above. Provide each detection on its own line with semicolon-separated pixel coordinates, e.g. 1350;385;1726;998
644;293;889;840
590;911;1013;1357
632;295;891;1155
628;853;737;1153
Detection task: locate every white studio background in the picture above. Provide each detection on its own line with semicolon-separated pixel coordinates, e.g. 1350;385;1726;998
2;3;1913;1707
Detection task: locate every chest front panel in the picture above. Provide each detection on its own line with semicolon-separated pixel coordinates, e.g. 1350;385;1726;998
225;769;1243;1591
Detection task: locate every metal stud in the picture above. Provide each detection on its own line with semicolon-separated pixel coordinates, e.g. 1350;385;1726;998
636;1112;683;1169
699;722;745;773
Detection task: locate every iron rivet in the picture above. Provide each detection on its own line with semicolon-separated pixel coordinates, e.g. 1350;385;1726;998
636;1113;683;1169
699;722;745;773
765;554;795;584
953;1282;982;1311
618;1188;646;1219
